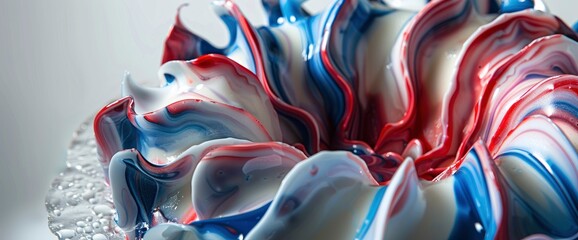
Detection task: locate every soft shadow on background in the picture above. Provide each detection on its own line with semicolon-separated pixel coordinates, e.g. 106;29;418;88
0;0;575;238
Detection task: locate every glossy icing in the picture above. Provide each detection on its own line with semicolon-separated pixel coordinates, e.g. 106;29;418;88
91;0;578;239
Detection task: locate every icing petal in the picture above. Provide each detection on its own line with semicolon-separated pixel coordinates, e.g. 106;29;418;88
495;115;578;238
108;138;250;238
247;151;378;239
161;4;237;63
192;142;306;219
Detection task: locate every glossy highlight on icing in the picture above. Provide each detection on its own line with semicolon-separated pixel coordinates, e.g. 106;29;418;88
93;0;578;239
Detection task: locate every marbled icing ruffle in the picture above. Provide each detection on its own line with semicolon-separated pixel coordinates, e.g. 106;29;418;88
94;0;578;239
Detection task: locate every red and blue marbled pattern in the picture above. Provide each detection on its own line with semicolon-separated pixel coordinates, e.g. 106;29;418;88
94;0;578;239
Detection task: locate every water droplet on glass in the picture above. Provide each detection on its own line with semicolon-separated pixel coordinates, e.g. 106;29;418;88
46;119;126;239
93;233;108;240
56;229;76;238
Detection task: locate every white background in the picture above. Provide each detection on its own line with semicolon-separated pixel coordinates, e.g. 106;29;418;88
0;0;575;239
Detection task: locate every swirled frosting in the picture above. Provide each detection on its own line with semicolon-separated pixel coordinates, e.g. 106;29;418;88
94;0;578;239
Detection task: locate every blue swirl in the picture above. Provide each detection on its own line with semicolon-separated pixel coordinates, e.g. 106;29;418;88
500;0;535;13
